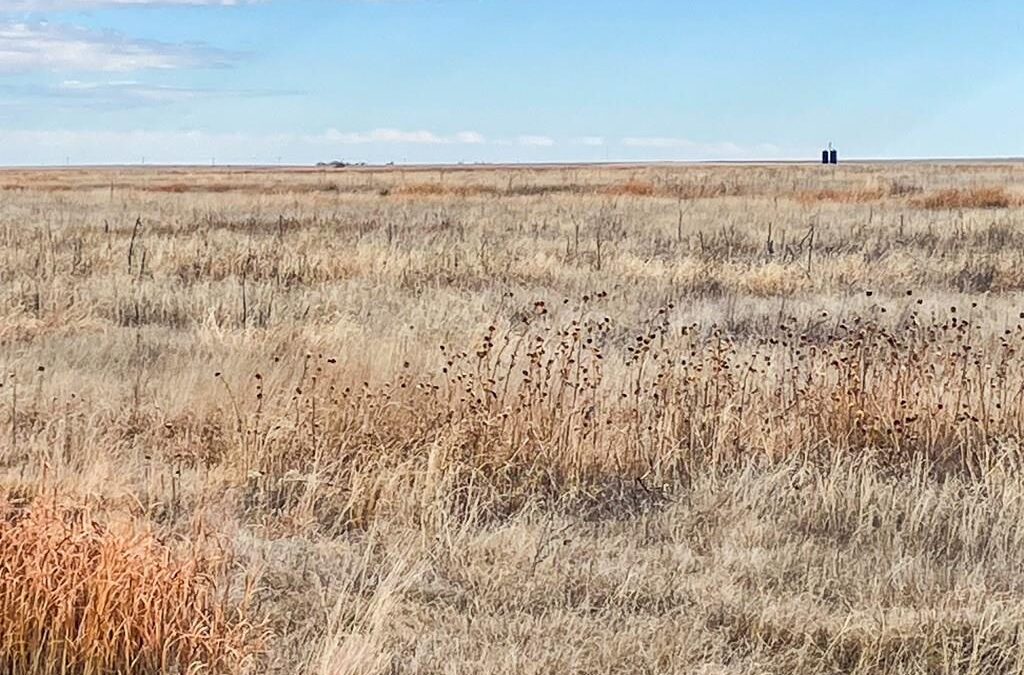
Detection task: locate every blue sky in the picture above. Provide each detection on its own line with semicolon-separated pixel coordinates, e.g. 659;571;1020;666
0;1;1022;165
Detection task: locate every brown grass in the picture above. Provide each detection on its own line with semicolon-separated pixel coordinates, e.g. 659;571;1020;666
391;182;500;198
601;179;657;196
4;161;1024;672
915;186;1014;209
0;499;262;674
794;187;888;203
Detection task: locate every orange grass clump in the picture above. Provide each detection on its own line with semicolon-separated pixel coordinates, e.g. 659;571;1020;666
916;187;1013;209
601;180;657;197
0;500;262;675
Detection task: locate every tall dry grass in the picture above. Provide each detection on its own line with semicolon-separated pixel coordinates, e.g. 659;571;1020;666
0;499;262;674
916;186;1014;209
3;161;1024;672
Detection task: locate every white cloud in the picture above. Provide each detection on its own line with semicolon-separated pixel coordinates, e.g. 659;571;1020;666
575;136;605;146
453;130;485;144
58;79;200;102
319;128;485;145
0;20;226;72
621;136;701;149
324;129;445;145
0;1;259;8
0;128;790;165
0;79;288;106
517;135;554;147
619;136;784;159
0;127;496;164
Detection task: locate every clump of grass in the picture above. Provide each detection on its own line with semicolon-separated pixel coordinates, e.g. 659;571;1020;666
312;545;422;675
0;499;262;675
602;180;657;197
916;187;1013;209
220;292;1024;534
795;187;888;204
391;183;498;198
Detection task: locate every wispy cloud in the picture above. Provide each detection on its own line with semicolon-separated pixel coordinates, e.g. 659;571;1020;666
0;20;229;72
620;136;781;158
517;134;554;147
0;127;497;164
0;127;788;165
0;79;294;107
59;79;248;101
319;128;486;145
621;136;717;149
453;130;485;144
0;0;259;9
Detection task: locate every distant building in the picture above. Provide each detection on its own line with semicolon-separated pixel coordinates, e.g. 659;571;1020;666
821;143;838;165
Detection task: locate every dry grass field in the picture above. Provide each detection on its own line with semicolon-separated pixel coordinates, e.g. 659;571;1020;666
5;161;1024;673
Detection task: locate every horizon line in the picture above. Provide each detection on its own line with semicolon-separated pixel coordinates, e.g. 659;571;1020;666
3;156;1024;171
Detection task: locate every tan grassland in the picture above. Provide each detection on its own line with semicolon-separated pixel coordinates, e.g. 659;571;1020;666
4;162;1024;673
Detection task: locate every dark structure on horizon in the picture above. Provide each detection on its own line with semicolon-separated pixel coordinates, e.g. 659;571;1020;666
822;143;838;165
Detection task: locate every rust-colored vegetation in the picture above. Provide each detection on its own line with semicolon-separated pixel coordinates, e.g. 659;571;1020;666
0;500;262;675
915;186;1014;209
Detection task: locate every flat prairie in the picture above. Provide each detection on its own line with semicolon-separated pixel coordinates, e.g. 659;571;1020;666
4;162;1024;674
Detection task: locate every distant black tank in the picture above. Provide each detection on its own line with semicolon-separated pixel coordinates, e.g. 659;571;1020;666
822;149;830;164
830;149;838;165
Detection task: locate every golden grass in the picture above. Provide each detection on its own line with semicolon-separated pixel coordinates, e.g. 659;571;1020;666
794;187;888;203
4;161;1024;672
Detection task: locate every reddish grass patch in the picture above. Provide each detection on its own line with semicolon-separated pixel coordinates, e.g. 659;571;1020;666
0;183;73;192
601;180;657;197
0;499;262;674
915;187;1014;209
